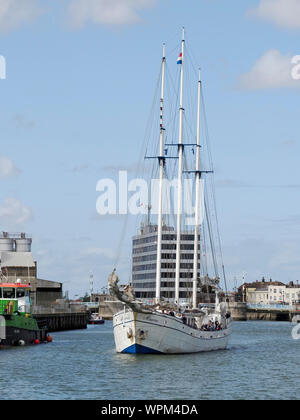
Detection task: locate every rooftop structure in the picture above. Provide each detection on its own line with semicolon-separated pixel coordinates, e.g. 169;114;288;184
238;278;286;293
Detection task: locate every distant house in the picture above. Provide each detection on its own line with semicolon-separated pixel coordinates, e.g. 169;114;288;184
238;278;300;305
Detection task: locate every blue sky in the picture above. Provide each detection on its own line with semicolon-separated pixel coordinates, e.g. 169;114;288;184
0;0;300;296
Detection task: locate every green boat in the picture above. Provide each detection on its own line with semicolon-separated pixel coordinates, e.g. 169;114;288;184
0;281;48;347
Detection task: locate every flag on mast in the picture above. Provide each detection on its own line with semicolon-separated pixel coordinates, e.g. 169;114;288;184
177;52;182;64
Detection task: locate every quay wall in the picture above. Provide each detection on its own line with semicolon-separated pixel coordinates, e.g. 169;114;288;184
228;302;247;321
228;303;300;322
34;313;88;332
246;309;296;322
99;301;124;320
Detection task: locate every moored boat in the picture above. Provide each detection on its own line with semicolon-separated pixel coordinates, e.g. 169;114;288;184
0;281;50;347
88;314;105;325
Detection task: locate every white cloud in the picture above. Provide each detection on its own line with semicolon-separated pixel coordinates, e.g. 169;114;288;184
248;0;300;29
67;0;156;28
238;49;300;90
0;0;42;33
0;198;32;225
0;155;20;178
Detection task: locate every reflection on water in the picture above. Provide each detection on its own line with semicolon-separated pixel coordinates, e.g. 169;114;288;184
0;321;299;400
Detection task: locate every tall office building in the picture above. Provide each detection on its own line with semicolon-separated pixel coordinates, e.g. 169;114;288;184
132;224;200;303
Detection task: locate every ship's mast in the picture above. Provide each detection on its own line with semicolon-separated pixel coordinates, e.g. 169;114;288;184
175;28;185;304
90;273;94;303
193;70;201;309
155;44;166;304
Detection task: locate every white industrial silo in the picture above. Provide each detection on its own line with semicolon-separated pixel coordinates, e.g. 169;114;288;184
15;233;32;252
0;232;15;252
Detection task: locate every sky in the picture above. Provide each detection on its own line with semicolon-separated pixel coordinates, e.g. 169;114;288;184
0;0;300;296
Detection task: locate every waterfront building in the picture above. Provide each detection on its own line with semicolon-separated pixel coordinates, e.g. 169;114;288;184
269;282;300;305
0;231;62;307
240;278;300;305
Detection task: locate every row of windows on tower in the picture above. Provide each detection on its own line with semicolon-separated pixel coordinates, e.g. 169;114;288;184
132;253;200;263
135;291;190;299
133;244;200;254
132;263;201;272
133;234;200;246
134;281;196;289
133;272;196;281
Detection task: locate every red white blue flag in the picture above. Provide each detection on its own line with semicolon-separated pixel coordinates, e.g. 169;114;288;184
177;52;182;64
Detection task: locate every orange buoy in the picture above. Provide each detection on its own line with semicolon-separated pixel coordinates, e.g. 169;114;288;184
46;335;53;343
34;339;39;345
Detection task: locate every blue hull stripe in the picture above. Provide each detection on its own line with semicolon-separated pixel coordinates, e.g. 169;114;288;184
122;344;162;354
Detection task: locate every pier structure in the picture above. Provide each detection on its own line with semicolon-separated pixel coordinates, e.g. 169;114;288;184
35;312;88;332
246;303;300;322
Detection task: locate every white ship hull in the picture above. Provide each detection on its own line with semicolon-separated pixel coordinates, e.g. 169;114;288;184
113;309;232;354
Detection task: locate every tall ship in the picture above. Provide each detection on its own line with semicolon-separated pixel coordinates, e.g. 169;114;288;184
109;29;232;354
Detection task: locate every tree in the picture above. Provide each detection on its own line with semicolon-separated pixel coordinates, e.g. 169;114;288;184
81;293;90;302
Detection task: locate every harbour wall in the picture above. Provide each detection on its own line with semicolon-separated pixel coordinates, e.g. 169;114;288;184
246;309;297;322
34;313;88;332
99;300;124;320
228;302;247;321
33;302;89;332
229;303;299;322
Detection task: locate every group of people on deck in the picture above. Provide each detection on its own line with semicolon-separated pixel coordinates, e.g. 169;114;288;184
200;320;223;332
160;309;225;332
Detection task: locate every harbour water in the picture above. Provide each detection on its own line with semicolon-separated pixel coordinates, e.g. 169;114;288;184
0;321;299;400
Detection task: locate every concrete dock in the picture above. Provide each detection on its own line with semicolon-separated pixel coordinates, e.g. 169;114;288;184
34;312;88;332
99;300;124;320
229;302;300;322
33;301;89;331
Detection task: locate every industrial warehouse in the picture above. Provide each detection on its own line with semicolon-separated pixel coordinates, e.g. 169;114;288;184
0;232;87;332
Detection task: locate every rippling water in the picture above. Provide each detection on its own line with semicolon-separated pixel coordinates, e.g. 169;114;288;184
0;321;299;400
